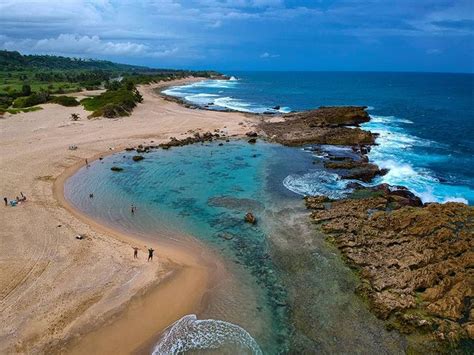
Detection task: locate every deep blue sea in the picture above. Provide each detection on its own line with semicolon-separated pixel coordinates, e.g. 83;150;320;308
164;71;474;204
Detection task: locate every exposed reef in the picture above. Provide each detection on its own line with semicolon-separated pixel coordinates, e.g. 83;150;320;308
305;184;474;350
259;106;376;146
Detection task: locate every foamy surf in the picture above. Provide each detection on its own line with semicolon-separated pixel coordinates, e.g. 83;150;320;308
282;171;351;199
362;114;473;204
152;314;262;355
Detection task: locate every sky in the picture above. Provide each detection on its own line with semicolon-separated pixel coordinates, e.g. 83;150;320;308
0;0;473;72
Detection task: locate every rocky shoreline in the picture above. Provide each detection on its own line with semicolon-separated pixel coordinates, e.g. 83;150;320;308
259;106;474;351
122;104;472;350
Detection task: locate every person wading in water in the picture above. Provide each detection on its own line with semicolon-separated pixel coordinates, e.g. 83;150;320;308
148;248;155;261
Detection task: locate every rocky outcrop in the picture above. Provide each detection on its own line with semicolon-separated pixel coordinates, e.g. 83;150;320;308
260;106;376;146
159;131;222;149
324;159;388;182
305;185;474;348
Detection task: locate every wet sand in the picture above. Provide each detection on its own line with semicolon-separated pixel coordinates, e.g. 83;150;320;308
0;78;258;353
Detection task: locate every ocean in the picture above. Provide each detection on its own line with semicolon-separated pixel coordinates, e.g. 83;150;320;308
163;71;474;205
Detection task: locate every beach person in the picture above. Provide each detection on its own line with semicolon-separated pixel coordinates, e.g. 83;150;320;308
4;197;7;206
131;204;136;214
148;248;155;261
85;158;89;167
133;247;139;259
89;193;94;198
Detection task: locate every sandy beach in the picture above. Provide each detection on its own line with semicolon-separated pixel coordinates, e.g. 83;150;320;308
0;78;258;353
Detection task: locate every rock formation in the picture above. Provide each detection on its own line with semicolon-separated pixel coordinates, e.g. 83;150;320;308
259;106;376;146
305;185;474;349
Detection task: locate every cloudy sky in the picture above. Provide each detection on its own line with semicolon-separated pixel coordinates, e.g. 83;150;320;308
1;0;473;72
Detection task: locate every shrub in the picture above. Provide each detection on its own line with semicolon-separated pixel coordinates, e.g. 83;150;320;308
81;83;142;118
12;91;50;108
50;95;80;107
21;84;31;96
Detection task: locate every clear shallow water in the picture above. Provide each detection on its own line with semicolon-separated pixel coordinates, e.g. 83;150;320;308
65;140;405;354
164;71;474;204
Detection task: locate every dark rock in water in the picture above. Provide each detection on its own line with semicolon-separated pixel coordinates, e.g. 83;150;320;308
218;143;224;146
158;131;222;149
305;184;473;347
217;232;235;241
208;196;263;212
346;182;365;190
246;131;258;137
110;166;123;172
125;147;135;151
248;138;257;144
244;212;257;224
273;105;281;110
132;155;144;162
324;159;387;183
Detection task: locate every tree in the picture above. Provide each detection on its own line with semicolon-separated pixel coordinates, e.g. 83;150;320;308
70;113;80;121
21;84;31;96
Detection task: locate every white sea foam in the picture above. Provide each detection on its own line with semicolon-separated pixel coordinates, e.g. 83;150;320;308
184;93;219;105
152;314;262;355
361;114;472;204
283;171;351;199
214;96;255;112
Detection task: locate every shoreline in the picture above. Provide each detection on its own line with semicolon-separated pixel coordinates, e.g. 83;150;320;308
0;77;258;353
53;148;215;354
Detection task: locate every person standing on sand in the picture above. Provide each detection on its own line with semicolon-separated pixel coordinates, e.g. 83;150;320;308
4;197;7;206
133;247;139;259
148;248;155;261
85;158;89;167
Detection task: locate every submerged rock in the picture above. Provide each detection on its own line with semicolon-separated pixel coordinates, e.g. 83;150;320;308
132;155;144;162
244;212;257;224
110;166;124;172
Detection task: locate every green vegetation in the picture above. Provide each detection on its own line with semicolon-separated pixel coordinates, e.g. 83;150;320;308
81;80;143;118
0;50;222;116
12;91;50;108
50;95;80;107
0;106;43;115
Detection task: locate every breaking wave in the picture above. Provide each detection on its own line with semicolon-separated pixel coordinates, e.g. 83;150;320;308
152;314;262;355
283;170;351;199
362;115;472;204
162;79;291;114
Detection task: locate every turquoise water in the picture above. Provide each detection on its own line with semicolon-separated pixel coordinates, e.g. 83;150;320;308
163;71;474;204
65;140;405;353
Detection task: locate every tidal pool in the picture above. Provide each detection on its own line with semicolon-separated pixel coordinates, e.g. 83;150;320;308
65;140;405;354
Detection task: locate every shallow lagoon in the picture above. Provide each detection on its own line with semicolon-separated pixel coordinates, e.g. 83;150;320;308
65;140;405;353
